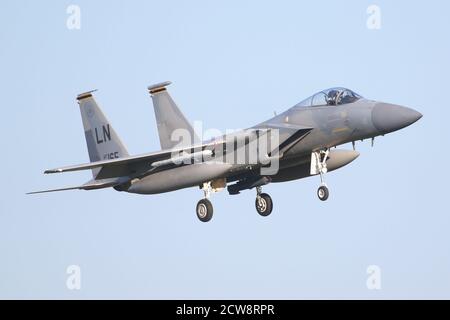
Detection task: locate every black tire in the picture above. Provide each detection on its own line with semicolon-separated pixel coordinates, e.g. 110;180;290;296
317;185;329;201
196;199;213;222
255;193;273;216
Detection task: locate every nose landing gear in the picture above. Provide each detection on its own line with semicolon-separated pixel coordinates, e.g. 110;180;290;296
312;149;330;201
317;185;329;201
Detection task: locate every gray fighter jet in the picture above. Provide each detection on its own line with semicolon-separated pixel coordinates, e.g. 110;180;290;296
29;82;422;222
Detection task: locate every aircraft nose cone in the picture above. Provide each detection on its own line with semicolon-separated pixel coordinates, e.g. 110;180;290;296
372;103;422;134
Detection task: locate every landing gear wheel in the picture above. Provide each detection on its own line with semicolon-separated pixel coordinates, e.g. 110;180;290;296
317;185;329;201
196;199;213;222
255;193;273;216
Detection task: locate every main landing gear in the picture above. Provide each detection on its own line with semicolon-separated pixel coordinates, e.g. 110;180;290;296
255;186;273;217
196;182;214;222
313;149;330;201
196;180;274;222
196;147;331;222
196;198;213;222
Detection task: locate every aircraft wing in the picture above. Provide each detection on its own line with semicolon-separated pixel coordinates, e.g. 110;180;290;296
44;143;215;180
44;124;313;181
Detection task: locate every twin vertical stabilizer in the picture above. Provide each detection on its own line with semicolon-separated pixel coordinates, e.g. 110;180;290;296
59;82;195;179
148;81;199;150
77;91;129;178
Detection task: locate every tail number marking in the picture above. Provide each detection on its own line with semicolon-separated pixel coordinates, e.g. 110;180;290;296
104;152;119;160
95;124;111;144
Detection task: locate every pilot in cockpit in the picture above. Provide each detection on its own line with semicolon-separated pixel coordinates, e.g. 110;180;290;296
325;89;340;106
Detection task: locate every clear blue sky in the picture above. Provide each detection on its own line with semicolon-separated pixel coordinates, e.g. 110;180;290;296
0;0;449;299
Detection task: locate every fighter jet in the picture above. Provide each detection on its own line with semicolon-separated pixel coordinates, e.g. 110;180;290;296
29;82;422;222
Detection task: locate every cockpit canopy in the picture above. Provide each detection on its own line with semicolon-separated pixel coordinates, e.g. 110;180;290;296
295;88;362;108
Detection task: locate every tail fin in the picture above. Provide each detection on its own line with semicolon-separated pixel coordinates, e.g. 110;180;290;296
148;81;199;150
77;91;129;178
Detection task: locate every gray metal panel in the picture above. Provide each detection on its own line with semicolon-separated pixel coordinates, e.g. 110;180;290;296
127;162;233;194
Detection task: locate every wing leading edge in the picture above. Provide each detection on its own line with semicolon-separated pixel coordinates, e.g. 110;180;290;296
44;142;217;179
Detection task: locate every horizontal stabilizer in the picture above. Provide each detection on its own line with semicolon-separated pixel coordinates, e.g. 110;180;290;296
27;186;86;195
27;177;130;195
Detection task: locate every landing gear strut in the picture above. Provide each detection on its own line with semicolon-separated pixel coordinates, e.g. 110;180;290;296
314;149;330;201
255;186;273;216
196;182;214;222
